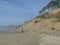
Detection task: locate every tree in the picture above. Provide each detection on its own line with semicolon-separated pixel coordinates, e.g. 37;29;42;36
39;0;60;16
52;0;60;8
39;6;47;15
47;1;58;11
42;6;47;13
39;10;42;15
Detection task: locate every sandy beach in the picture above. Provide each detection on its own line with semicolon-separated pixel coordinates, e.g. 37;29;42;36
0;32;60;45
0;32;40;45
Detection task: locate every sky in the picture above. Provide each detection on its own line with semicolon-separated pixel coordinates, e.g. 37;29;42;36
0;0;50;26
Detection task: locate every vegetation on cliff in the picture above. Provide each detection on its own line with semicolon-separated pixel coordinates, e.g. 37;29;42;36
38;0;60;19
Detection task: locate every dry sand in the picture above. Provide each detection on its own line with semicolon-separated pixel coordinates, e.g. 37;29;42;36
39;35;60;45
0;32;40;45
0;32;60;45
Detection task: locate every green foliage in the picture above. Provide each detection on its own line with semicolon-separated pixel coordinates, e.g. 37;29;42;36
56;14;60;20
41;14;45;18
36;16;42;18
38;0;60;19
56;14;60;18
39;0;60;17
57;18;60;21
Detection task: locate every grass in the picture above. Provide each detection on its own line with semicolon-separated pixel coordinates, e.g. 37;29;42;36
54;13;60;21
37;12;60;19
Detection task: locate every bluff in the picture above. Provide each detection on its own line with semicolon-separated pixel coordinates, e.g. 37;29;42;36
15;8;60;36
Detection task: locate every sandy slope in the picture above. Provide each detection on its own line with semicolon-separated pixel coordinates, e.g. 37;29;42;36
15;8;60;36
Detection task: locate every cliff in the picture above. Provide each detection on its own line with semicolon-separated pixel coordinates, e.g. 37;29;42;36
15;8;60;36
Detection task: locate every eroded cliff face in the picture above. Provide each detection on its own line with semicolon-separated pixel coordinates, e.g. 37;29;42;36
15;8;60;36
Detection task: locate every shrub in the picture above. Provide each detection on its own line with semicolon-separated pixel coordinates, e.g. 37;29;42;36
34;20;41;23
56;14;60;18
34;20;39;23
36;16;41;19
55;14;60;21
39;14;46;19
51;27;55;30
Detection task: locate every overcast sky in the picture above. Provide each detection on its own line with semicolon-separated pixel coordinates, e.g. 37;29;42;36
0;0;50;26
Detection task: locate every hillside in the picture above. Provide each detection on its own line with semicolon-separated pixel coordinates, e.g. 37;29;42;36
15;8;60;36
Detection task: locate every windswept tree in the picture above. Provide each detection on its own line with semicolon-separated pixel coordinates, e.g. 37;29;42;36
39;10;42;15
42;6;47;13
39;6;47;15
47;1;59;11
52;0;60;7
39;0;60;16
46;1;54;11
51;1;58;9
47;3;50;11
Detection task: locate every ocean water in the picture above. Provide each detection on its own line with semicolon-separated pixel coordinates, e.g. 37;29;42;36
0;26;16;31
0;27;12;31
